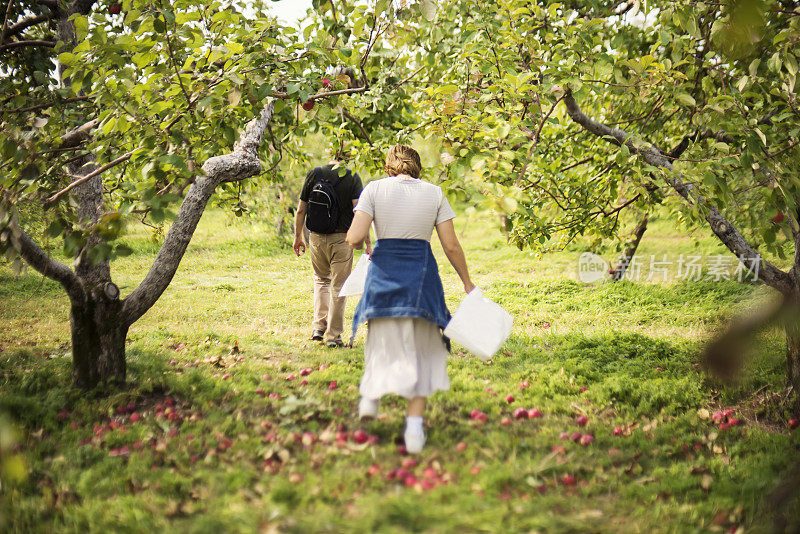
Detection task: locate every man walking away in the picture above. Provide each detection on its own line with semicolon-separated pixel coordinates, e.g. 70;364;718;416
293;155;370;347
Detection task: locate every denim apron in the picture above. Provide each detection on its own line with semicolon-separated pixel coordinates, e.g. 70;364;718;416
352;239;451;345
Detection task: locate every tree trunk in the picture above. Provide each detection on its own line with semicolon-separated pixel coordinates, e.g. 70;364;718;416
787;322;800;397
70;294;128;388
611;213;648;281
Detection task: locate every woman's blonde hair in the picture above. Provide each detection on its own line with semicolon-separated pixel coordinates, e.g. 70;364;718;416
385;144;422;178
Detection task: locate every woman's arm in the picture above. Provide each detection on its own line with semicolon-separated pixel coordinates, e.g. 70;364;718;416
435;219;475;293
346;210;373;250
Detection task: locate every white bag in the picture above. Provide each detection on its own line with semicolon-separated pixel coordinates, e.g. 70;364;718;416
444;287;513;361
338;253;371;297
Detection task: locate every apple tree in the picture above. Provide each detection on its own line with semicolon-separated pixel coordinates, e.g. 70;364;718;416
412;0;800;394
0;0;416;388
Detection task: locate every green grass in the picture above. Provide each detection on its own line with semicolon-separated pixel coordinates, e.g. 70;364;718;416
0;208;798;533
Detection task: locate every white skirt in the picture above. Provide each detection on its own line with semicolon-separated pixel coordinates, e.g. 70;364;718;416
359;317;450;400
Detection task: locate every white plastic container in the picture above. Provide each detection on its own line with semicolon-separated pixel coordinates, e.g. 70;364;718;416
444;287;513;361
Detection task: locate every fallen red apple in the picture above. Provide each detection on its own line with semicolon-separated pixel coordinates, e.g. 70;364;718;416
397;445;408;456
579;434;594;445
300;367;312;376
401;458;418;468
288;473;303;483
301;432;315;446
456;442;467;452
579;386;588;392
570;431;582;442
302;100;314;111
613;426;622;435
788;418;798;430
353;429;368;444
505;394;515;404
367;464;380;476
519;380;530;389
575;415;589;426
328;381;338;390
255;388;266;397
285;374;296;380
299;379;308;386
500;416;511;426
527;409;542;419
561;474;576;486
513;407;528;419
129;413;141;423
222;374;230;380
559;432;570;440
404;475;418;487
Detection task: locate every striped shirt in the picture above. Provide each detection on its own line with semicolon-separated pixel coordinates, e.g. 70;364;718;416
354;175;456;241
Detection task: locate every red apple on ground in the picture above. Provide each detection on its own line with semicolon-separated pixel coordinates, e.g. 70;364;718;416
353;429;368;444
401;458;418;468
500;416;511;426
368;464;380;476
570;431;582;442
613;426;622;435
579;434;594;445
129;413;141;423
519;381;530;389
788;418;799;430
528;409;542;419
456;442;467;452
255;388;266;397
300;367;312;376
328;381;338;390
559;432;570;440
513;407;528;419
561;474;576;485
505;394;515;404
575;415;589;426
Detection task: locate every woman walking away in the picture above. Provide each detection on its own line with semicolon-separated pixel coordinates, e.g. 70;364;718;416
346;144;474;454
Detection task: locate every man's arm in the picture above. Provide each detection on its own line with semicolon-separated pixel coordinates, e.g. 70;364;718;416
293;200;308;256
352;198;372;254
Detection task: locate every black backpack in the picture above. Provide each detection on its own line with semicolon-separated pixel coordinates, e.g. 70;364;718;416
305;172;343;234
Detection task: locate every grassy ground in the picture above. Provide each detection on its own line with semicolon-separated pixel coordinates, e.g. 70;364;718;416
1;207;798;533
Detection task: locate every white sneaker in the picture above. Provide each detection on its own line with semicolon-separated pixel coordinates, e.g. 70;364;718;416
404;429;426;454
358;398;379;420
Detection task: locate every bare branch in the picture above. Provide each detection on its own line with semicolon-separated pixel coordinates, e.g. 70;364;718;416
3;13;50;41
0;39;56;51
563;90;795;295
342;108;373;146
3;212;84;302
45;151;134;206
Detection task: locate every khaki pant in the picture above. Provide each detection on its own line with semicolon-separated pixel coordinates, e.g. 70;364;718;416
309;232;353;342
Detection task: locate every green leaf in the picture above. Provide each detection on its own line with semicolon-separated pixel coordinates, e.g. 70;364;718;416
675;93;696;107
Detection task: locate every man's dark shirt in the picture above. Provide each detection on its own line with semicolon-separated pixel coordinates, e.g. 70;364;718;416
300;164;363;232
